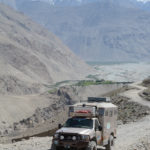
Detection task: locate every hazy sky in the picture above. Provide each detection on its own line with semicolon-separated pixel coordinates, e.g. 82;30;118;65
28;0;150;3
137;0;150;3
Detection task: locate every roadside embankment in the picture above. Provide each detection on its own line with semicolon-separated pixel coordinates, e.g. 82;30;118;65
112;95;150;124
140;77;150;101
103;84;150;124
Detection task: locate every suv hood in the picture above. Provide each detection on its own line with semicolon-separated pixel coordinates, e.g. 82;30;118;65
56;127;93;135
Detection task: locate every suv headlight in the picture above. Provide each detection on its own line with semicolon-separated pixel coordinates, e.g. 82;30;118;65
60;135;64;140
81;135;90;141
54;133;59;139
72;136;77;141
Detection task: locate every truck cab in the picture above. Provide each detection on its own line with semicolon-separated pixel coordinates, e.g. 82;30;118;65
51;97;118;150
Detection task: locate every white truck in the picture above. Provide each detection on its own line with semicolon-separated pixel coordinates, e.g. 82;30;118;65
51;97;118;150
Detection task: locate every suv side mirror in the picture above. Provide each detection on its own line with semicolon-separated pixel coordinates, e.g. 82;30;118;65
98;126;102;131
58;124;62;129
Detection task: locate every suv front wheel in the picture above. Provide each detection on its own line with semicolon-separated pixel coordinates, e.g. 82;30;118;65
105;135;114;150
51;143;57;150
86;141;97;150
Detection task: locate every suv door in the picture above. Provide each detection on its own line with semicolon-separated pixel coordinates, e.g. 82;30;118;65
95;119;102;145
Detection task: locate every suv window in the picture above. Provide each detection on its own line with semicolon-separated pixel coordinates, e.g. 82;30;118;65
109;110;113;117
114;109;118;115
64;117;93;129
95;119;100;130
98;108;104;115
105;110;108;116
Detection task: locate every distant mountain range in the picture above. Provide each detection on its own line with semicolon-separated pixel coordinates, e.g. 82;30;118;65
1;0;150;61
1;0;150;9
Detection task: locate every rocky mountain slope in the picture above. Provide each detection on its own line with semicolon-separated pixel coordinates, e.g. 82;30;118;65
0;4;91;94
0;0;16;9
10;0;150;61
131;0;150;11
0;3;91;140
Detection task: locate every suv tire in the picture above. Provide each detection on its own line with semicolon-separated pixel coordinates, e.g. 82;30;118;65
51;143;57;150
86;141;97;150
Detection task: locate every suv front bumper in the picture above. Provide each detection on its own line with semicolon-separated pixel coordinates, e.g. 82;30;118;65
53;139;89;149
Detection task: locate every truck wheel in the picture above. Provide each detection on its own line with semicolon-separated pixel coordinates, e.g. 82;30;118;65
105;135;113;150
86;141;97;150
111;135;115;146
51;143;57;150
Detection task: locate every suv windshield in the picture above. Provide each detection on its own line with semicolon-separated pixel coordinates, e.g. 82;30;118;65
64;117;93;129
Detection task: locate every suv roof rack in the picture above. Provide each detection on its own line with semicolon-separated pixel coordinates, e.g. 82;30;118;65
88;97;111;103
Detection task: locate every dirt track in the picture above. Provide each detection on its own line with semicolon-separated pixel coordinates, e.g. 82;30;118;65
121;82;150;107
114;115;150;150
114;82;150;149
